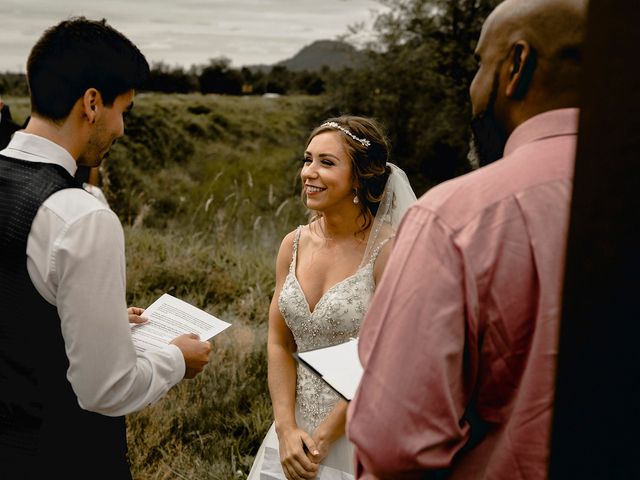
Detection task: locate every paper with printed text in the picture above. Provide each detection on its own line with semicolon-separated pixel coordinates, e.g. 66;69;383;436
130;293;231;353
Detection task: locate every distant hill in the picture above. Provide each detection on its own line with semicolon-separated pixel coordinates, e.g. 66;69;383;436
247;40;366;73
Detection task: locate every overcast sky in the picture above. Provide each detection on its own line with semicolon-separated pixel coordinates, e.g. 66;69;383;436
0;0;388;73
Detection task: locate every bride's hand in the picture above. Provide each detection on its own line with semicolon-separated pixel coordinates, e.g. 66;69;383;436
278;426;320;480
309;429;331;465
308;400;348;465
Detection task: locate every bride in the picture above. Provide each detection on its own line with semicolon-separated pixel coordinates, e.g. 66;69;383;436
248;116;416;480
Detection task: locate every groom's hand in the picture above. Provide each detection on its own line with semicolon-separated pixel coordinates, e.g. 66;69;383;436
170;333;212;379
127;306;148;324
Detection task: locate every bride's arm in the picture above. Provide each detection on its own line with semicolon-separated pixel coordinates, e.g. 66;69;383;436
268;232;319;480
310;399;349;462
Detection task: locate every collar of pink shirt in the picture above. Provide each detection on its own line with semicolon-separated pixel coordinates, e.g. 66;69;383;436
504;108;580;157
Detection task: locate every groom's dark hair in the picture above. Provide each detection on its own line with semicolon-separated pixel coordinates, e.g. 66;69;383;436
27;16;149;121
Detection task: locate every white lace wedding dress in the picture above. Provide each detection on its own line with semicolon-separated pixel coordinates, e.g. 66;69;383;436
247;225;390;480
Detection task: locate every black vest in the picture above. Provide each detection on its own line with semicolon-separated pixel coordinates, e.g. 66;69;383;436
0;155;130;479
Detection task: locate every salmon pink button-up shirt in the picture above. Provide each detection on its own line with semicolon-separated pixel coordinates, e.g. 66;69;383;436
347;108;579;480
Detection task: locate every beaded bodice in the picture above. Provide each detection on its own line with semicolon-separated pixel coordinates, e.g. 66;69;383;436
278;226;388;431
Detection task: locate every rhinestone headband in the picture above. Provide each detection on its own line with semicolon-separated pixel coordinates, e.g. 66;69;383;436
320;121;371;147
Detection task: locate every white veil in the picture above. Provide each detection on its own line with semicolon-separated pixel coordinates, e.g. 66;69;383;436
360;162;417;267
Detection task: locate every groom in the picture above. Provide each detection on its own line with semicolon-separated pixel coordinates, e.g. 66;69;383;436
347;0;587;478
0;17;212;479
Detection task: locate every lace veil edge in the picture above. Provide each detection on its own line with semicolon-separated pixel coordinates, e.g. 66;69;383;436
360;162;418;267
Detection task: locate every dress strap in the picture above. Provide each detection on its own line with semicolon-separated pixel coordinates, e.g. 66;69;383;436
368;234;395;266
290;225;303;273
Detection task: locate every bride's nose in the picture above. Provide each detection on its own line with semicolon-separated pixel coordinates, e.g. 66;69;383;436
302;161;319;180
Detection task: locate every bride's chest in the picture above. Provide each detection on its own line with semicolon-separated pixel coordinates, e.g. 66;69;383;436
279;268;375;351
296;247;364;306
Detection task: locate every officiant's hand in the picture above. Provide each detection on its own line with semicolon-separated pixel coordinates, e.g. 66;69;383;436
171;333;212;379
277;426;320;480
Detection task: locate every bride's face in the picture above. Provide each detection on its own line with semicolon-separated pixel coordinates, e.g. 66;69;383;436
302;131;355;213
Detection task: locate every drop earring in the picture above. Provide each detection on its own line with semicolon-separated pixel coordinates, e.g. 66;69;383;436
353;194;360;204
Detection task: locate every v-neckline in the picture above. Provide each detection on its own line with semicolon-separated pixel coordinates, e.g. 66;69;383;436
290;225;374;314
291;267;366;315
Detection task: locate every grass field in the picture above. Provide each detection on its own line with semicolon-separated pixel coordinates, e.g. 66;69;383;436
7;93;326;479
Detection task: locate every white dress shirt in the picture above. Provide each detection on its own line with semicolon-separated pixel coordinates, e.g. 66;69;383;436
1;132;185;416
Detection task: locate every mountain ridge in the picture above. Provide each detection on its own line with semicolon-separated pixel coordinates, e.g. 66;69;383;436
247;39;366;73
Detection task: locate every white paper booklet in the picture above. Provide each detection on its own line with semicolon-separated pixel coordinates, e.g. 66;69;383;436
296;338;363;401
130;293;231;353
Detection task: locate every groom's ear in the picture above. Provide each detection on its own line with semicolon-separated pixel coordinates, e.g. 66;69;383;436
81;88;100;124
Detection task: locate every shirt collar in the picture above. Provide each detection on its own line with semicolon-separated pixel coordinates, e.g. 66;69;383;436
0;131;78;177
504;108;580;157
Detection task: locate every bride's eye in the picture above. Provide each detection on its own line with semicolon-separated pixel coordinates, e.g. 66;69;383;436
302;157;312;164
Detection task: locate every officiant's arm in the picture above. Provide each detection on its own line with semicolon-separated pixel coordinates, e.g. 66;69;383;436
268;232;319;479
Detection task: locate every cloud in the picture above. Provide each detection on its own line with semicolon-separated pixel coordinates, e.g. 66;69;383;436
0;0;386;72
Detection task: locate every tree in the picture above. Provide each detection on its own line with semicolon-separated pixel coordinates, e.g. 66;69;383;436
143;62;197;94
328;0;500;194
199;57;243;95
263;65;291;94
0;73;29;97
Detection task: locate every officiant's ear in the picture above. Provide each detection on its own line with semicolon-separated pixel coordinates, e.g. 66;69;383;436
506;41;537;100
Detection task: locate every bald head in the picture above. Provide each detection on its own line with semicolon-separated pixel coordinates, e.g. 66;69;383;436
468;0;588;165
482;0;588;97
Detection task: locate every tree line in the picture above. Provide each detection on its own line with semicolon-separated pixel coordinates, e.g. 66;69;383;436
0;58;329;98
143;57;330;96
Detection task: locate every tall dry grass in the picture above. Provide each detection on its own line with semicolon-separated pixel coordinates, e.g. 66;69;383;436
103;93;323;479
